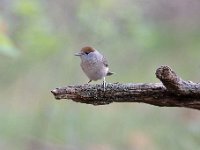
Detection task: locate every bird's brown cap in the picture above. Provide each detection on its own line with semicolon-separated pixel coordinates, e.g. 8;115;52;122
81;46;95;54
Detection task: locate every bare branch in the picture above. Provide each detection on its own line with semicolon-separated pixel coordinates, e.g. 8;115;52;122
51;66;200;110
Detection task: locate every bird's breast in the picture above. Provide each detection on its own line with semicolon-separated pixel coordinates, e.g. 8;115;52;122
80;59;108;81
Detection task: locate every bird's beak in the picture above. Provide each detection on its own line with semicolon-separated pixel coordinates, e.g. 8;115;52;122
74;52;83;56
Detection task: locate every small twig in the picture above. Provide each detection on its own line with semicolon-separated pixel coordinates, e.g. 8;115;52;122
51;66;200;110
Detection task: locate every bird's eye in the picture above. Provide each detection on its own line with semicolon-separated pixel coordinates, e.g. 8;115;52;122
85;52;89;55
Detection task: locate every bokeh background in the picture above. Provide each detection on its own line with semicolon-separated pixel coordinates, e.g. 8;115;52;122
1;0;200;150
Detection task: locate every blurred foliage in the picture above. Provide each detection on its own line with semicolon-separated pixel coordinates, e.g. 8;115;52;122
0;17;19;57
0;33;19;57
0;0;200;150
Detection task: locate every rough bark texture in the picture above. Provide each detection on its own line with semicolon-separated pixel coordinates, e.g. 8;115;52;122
51;66;200;110
156;66;200;96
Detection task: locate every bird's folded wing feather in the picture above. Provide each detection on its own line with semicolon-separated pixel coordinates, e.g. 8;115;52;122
102;55;108;67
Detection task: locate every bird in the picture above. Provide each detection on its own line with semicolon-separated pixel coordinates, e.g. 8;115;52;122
75;46;114;90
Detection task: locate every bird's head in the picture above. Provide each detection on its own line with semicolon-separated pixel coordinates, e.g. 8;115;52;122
75;46;95;57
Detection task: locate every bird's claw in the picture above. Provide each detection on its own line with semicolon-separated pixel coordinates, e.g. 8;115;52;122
102;77;106;91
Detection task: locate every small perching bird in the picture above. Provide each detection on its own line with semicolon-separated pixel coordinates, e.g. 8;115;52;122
75;46;114;90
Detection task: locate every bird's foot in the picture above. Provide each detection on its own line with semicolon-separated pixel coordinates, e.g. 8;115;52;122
102;77;106;91
88;80;92;83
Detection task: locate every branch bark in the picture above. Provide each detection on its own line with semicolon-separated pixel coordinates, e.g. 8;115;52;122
51;66;200;110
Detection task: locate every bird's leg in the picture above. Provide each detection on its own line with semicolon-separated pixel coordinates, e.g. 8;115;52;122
102;77;106;91
88;80;92;83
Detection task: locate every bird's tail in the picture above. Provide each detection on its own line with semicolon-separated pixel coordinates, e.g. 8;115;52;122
106;71;114;76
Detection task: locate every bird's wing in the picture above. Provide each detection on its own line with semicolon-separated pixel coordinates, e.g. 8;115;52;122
102;55;108;67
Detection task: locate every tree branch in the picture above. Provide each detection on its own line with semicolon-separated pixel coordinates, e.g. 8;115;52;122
51;66;200;110
156;66;200;96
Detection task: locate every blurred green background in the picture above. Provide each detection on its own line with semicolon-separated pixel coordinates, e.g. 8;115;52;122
0;0;200;150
